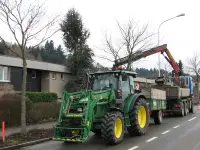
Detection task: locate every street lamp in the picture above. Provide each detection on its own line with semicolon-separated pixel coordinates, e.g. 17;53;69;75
157;13;185;77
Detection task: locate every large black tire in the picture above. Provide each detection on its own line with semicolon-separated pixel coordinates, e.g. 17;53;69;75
179;102;184;117
101;111;124;145
153;110;163;125
127;97;149;136
184;102;189;116
189;102;195;114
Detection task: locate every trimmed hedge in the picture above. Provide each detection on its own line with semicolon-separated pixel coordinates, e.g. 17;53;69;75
0;93;60;127
25;92;58;103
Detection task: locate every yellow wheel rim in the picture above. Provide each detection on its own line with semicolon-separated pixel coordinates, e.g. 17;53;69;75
114;118;122;138
138;106;147;128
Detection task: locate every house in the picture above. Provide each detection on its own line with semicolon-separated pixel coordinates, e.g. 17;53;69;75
0;55;72;98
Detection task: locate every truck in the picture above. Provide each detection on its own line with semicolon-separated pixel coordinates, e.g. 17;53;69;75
114;44;195;117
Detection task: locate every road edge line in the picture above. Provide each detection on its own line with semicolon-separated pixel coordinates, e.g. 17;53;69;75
161;130;170;135
0;137;52;150
128;146;139;150
188;117;196;121
146;137;158;142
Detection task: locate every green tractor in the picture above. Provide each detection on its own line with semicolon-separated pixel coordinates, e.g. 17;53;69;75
53;69;150;145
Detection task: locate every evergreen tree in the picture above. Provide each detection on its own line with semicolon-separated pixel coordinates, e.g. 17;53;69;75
40;40;67;65
61;7;94;91
178;60;184;75
0;40;8;55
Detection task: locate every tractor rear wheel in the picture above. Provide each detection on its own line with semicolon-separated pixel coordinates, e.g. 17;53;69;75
127;97;149;136
101;111;124;145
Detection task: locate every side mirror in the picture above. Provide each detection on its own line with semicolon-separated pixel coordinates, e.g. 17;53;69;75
122;73;128;81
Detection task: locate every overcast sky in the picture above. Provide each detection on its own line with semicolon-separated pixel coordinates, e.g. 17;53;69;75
1;0;200;72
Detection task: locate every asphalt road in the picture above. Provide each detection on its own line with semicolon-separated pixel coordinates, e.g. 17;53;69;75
23;106;200;150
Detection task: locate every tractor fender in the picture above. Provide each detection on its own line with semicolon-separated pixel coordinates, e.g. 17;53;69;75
124;93;146;114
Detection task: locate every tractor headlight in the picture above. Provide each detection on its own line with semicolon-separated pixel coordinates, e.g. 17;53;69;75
77;108;82;112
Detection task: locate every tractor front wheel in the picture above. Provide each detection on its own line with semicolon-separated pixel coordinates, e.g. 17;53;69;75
101;111;124;145
127;97;149;136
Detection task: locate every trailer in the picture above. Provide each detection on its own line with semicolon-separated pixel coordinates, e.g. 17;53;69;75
141;88;166;124
114;44;195;117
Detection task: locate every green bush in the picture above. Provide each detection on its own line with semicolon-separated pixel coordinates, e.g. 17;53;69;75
0;93;33;126
25;92;57;103
27;102;61;124
0;93;60;127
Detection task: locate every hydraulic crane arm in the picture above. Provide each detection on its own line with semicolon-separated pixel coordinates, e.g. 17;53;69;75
113;44;180;78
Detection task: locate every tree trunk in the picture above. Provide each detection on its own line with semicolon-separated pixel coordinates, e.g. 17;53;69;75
126;55;132;71
21;58;27;134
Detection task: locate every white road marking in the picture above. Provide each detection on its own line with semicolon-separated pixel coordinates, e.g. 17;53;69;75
161;130;171;134
128;146;139;150
146;137;158;142
173;125;180;128
188;117;196;121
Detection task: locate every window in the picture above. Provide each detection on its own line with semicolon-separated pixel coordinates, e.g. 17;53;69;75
61;73;64;80
92;74;117;91
52;72;56;79
32;70;36;79
129;76;134;94
121;76;130;100
0;66;10;82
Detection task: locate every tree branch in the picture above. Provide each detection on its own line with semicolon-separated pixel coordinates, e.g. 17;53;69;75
97;56;114;62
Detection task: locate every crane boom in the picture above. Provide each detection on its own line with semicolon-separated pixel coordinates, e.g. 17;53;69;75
113;44;181;78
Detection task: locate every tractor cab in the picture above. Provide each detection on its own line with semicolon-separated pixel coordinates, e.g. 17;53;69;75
89;68;137;101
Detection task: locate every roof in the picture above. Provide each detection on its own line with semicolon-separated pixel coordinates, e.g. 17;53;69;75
0;55;71;73
90;69;137;76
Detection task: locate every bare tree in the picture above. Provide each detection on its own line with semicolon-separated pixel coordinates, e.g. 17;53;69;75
101;30;122;61
0;0;59;134
186;52;200;103
117;19;156;70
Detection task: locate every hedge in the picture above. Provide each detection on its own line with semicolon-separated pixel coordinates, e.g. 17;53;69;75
0;93;61;127
25;92;58;103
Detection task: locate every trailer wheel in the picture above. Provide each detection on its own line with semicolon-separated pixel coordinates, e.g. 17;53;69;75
127;97;149;136
189;103;195;114
184;102;189;116
153;110;162;125
179;102;184;117
101;111;124;145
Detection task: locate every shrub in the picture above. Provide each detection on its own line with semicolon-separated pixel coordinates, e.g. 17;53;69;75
25;92;57;103
0;93;33;126
0;93;60;127
27;102;61;124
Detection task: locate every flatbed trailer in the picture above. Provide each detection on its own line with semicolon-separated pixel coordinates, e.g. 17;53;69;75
141;88;166;124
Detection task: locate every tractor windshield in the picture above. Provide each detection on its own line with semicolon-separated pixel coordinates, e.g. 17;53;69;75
92;74;117;91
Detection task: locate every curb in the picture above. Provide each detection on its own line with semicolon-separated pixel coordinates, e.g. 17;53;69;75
0;138;52;150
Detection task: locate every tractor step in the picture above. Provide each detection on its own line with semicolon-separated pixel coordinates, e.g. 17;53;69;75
52;137;87;143
53;125;90;143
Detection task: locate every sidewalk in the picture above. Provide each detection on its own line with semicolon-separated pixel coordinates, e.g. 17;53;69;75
0;121;57;137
